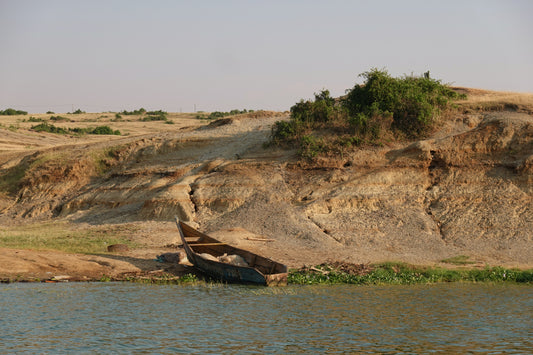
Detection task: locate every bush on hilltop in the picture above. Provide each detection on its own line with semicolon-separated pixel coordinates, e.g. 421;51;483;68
271;68;465;158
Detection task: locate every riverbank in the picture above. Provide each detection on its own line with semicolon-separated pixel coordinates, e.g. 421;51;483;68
2;89;533;277
1;249;531;285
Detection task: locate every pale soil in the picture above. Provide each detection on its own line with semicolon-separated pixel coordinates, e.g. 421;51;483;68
0;101;532;281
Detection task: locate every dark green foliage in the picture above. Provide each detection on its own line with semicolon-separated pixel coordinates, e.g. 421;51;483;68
343;68;463;137
141;110;168;121
71;109;85;114
271;120;299;143
46;111;54;114
50;115;70;122
121;108;146;115
271;69;464;158
299;135;325;159
91;126;121;135
31;123;68;134
290;89;339;124
25;117;45;123
31;123;120;135
196;109;252;120
0;108;28;115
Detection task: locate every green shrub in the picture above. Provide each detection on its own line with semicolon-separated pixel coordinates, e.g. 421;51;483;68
343;68;463;137
121;108;146;115
0;108;27;115
271;68;464;158
141;114;167;121
271;120;299;142
46;111;54;114
31;123;120;135
197;109;252;120
71;109;85;114
31;123;68;134
289;90;339;124
91;126;120;135
25;117;45;123
50;115;70;122
299;135;325;159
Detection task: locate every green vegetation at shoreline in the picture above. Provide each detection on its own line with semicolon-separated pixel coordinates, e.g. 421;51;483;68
288;263;533;285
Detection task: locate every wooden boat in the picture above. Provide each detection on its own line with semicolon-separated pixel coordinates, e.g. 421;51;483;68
175;219;288;286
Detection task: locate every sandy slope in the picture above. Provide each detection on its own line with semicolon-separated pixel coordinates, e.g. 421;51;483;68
0;102;532;280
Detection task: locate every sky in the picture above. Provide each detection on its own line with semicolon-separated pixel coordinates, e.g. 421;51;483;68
1;0;532;113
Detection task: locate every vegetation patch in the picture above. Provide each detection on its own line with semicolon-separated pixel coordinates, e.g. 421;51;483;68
24;116;46;123
271;68;465;159
441;255;476;265
121;108;146;115
110;272;201;285
31;123;120;135
50;115;71;122
31;122;68;134
0;108;28;115
0;161;30;196
196;109;253;120
288;262;533;285
141;110;168;121
0;222;137;254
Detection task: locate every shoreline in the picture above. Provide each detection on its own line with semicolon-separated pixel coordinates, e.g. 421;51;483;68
1;253;531;285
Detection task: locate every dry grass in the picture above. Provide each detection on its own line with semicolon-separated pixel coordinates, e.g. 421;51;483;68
453;87;533;113
0;222;137;254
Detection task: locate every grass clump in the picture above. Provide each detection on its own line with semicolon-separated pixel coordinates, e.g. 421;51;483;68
0;222;136;254
288;262;533;285
0;108;28;115
441;255;476;265
0;161;29;196
50;115;71;122
271;68;465;158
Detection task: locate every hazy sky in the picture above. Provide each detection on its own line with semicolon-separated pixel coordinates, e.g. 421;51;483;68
1;0;532;113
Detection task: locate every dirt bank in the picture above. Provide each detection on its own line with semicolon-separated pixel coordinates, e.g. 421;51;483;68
0;97;532;281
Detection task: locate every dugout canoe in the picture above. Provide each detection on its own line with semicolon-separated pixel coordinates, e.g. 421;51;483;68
175;219;288;286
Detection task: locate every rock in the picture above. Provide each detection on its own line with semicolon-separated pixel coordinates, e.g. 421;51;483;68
107;244;129;252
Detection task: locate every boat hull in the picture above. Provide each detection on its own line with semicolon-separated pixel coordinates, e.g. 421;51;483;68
176;220;288;286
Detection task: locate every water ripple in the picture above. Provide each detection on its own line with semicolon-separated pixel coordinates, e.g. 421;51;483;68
1;283;531;353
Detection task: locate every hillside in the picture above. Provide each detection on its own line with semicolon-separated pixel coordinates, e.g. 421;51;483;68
0;90;532;280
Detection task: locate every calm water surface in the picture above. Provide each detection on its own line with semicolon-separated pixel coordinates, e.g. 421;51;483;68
0;282;531;354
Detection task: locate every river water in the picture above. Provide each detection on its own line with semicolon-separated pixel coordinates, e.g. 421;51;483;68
0;282;531;354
